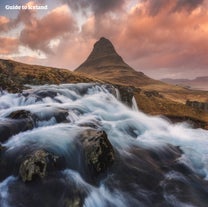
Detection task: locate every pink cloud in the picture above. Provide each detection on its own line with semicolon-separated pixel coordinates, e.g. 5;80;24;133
0;37;19;54
19;5;77;53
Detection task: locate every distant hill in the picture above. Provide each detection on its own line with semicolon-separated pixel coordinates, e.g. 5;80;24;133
76;37;164;87
161;76;208;91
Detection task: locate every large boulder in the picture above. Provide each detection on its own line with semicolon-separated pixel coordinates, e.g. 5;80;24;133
19;149;62;182
0;110;36;142
7;110;34;120
80;130;115;176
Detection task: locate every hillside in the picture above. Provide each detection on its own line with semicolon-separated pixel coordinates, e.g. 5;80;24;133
0;59;102;92
161;76;208;91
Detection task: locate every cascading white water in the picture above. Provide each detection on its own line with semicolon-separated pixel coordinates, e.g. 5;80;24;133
0;83;208;207
132;96;139;111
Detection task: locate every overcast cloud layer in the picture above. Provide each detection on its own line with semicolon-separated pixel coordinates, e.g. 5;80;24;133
0;0;207;79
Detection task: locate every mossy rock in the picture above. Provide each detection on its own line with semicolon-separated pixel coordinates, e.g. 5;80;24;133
81;130;115;176
19;149;60;182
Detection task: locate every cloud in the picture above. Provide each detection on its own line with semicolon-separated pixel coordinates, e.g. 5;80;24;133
173;0;204;12
144;0;172;16
0;1;37;32
142;0;204;16
112;0;208;78
0;37;19;54
0;16;10;32
19;5;77;53
63;0;126;15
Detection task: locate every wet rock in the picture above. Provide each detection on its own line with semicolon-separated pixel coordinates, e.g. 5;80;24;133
81;130;115;176
164;115;207;129
50;109;69;123
0;144;6;152
0;120;34;143
19;149;61;182
115;85;135;107
103;84;117;97
35;89;57;99
7;110;34;120
64;198;82;207
34;108;69;124
0;110;36;142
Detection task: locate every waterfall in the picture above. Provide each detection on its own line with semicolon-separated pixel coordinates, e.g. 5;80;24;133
115;88;121;101
0;83;208;207
131;96;139;111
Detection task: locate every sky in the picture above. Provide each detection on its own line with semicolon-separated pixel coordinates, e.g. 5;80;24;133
0;0;208;79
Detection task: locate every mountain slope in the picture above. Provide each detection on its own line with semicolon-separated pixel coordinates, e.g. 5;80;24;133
76;37;163;87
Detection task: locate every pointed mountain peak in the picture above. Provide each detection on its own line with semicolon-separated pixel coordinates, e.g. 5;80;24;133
75;37;162;86
75;37;131;72
87;37;118;60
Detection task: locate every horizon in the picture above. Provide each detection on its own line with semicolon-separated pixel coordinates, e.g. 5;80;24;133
0;0;208;79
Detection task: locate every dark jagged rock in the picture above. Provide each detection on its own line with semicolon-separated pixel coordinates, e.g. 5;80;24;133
19;149;62;182
7;110;34;120
101;83;135;107
116;85;135;107
80;130;115;176
0;120;34;142
35;90;58;99
186;100;208;112
0;110;36;142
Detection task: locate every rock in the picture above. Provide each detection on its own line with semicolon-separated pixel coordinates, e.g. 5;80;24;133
50;109;69;123
0;120;34;143
115;85;135;107
64;198;82;207
0;110;36;142
0;144;6;152
144;90;163;98
19;149;60;182
81;130;115;176
35;90;57;99
7;110;34;120
164;115;207;129
186;100;208;112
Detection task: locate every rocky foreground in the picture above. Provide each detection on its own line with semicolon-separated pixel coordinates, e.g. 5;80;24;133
0;83;208;207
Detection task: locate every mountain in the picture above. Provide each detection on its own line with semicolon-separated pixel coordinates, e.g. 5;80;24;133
161;76;208;91
75;37;162;87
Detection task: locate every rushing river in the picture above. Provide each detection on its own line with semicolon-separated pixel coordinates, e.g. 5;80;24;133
0;83;208;207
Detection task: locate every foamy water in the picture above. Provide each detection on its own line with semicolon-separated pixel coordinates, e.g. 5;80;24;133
0;83;208;207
